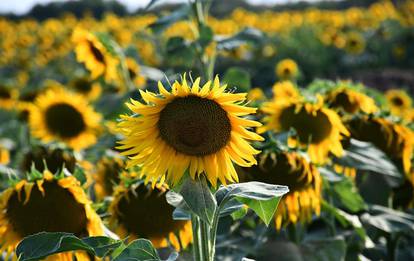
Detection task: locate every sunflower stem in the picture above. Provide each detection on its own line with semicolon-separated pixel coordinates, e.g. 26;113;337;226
200;219;213;261
191;214;204;261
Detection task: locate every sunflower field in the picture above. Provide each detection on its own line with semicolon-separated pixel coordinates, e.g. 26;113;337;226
0;0;414;260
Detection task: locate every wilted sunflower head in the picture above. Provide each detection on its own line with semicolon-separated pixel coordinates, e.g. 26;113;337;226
259;97;349;164
275;59;299;80
126;57;146;89
385;89;412;116
29;88;102;150
324;87;378;114
70;77;102;100
20;145;76;174
346;116;414;176
0;170;104;260
272;81;301;102
242;151;321;230
72;27;118;81
94;156;125;200
0;85;18;110
117;75;263;187
345;32;365;55
109;182;192;250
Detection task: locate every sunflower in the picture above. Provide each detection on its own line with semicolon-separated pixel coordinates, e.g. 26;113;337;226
241;151;321;230
385;89;412;117
126;57;146;89
69;77;102;100
20;146;76;174
0;170;104;260
275;59;299;80
94;156;125;200
117;75;263;187
72;27;118;81
109;182;192;250
344;32;365;55
272;81;301;102
247;87;265;102
0;145;10;165
0;85;18;110
346;116;414;177
29;88;102;150
324;87;378;114
259;96;349;164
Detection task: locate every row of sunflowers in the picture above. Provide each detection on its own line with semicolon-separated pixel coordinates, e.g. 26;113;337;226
0;0;414;260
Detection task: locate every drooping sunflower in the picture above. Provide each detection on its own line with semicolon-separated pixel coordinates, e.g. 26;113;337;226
272;81;301;102
117;76;263;187
0;171;104;260
346;116;414;177
0;85;18;110
241;151;321;230
94;156;125;200
69;77;102;100
259;96;349;164
72;27;118;81
385;89;412;117
29;88;102;150
344;32;365;55
126;57;146;89
20;145;76;174
275;59;299;80
109;182;192;250
324;87;378;115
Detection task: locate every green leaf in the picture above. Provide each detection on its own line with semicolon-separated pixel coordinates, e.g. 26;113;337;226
361;205;414;234
82;236;123;257
231;205;248;220
198;24;213;47
217;27;264;51
149;5;190;33
17;233;92;261
178;176;217;225
215;182;289;226
223;67;251;92
332;177;366;213
113;239;160;261
300;237;347;261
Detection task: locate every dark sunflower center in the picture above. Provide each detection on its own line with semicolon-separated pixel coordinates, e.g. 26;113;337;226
280;105;332;144
6;180;88;237
245;153;312;192
100;161;122;195
0;87;11;99
283;67;292;76
350;39;357;47
391;97;404;106
21;146;76;174
128;68;137;79
158;96;231;156
45;103;86;138
73;78;93;93
88;40;105;64
117;186;187;238
329;92;358;113
20;91;38;102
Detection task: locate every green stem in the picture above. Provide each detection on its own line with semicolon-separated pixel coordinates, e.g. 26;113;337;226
200;220;212;261
191;215;203;261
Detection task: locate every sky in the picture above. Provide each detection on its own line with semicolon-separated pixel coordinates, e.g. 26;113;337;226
0;0;312;15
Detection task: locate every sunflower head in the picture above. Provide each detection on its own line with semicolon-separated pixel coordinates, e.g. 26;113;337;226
72;27;118;81
117;75;263;187
109;182;192;250
29;88;102;150
94;156;125;200
0;145;10;165
275;59;299;80
385;89;412;116
247;87;265;102
259;96;349;164
20;146;76;174
126;57;146;89
272;81;301;102
345;32;365;55
324;87;378;114
0;85;18;110
70;77;102;100
0;170;104;259
242;151;321;230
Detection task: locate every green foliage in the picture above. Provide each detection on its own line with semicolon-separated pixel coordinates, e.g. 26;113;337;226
223;67;251;92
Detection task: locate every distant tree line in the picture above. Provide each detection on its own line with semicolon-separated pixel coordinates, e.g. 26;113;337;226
0;0;401;21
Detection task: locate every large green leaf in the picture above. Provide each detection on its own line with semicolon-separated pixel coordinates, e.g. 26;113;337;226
360;205;414;234
149;5;190;33
113;239;161;261
215;182;289;226
16;232;122;261
217;27;264;51
332;177;366;213
300;237;347;261
223;67;251;92
178;176;217;225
